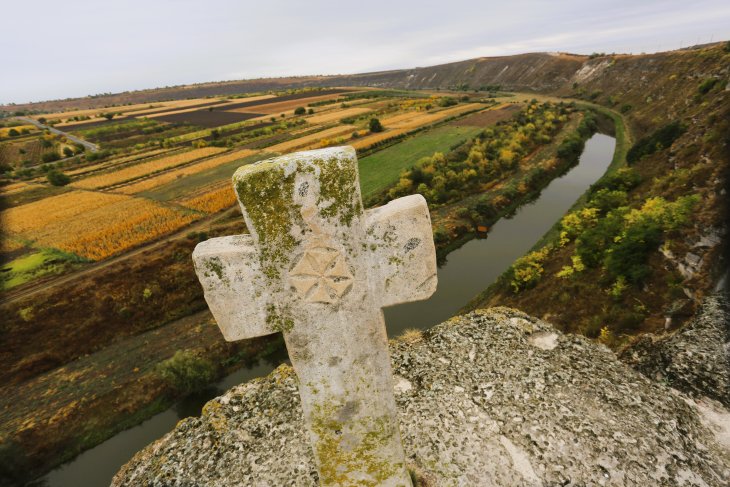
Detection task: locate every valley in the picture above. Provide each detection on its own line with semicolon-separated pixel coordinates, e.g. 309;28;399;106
1;42;728;486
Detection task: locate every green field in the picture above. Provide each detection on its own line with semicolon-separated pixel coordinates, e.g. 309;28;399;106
358;125;482;199
139;152;272;201
1;248;77;290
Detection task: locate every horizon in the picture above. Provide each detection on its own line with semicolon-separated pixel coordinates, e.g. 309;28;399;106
4;0;730;105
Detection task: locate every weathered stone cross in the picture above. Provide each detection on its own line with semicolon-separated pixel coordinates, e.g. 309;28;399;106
193;146;437;486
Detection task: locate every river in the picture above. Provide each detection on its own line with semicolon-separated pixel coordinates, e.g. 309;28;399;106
34;132;616;486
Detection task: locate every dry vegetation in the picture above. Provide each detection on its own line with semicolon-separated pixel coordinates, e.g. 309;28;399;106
2;190;197;260
71;147;226;189
175;181;236;213
115;149;257;194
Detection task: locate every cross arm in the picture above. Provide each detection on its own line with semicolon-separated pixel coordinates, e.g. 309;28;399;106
365;194;438;308
192;234;274;341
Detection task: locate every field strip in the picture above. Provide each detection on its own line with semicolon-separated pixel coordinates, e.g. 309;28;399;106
266;125;356;153
348;129;409;150
225;94;347;115
381;103;485;129
305;107;372;124
46;97;230;124
139;97;272;119
173;180;235;213
71;147;226;189
65;149;175;177
116;149;259;194
1;190;198;260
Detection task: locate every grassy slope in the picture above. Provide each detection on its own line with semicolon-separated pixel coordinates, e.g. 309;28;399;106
468;45;730;340
358;125;482;199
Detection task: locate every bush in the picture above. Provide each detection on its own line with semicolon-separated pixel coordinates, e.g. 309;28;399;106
41;152;60;163
7;128;19;137
46;170;70;186
294;107;306;115
620;104;632;114
626;121;685;164
605;220;662;283
369;118;384;133
697;78;719;95
307;108;314;115
510;247;551;292
157;350;216;394
590;167;641;194
438;97;458;107
62;147;73;157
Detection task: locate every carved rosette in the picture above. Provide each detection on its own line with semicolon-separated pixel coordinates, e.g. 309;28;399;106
289;247;354;304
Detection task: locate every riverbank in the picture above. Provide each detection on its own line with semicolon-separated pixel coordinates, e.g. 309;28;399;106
16;104;612;487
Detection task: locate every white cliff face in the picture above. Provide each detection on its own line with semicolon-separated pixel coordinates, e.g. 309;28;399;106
114;308;730;487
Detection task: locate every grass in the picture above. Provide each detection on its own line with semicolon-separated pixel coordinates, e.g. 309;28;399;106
140;151;271;201
0;248;77;290
358;125;483;199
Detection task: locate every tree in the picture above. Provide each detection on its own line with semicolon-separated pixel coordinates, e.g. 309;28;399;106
38;117;47;124
62;147;74;157
41;152;60;163
47;170;70;186
7;128;19;136
369;118;384;133
103;113;115;120
307;108;314;115
294;107;306;115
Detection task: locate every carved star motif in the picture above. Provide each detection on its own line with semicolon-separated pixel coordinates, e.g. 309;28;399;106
289;247;354;303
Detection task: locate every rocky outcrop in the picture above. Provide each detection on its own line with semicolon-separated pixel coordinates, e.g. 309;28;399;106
114;307;729;486
621;294;730;408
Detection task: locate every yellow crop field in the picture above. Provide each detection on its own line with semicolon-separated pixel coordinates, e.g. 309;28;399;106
267;125;356;153
116;149;258;194
2;190;197;260
72;147;226;189
65;149;175;176
305;107;372;124
349;129;408;150
176;181;236;213
381;103;483;130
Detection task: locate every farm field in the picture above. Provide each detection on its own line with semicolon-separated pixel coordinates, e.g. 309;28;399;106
71;147;226;189
358;125;483;199
1;87;492;284
3;190;198;260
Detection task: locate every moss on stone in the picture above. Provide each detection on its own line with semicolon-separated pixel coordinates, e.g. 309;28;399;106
313;153;362;228
310;400;404;486
234;161;304;282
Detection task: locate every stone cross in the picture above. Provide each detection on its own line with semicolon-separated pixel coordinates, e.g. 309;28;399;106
193;146;437;486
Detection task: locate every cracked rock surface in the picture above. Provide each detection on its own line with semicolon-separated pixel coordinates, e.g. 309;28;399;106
621;294;730;408
114;308;730;486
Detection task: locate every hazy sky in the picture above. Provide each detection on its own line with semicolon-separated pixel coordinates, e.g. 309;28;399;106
4;0;730;104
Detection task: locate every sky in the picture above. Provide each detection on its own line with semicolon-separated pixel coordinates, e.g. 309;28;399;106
3;0;730;104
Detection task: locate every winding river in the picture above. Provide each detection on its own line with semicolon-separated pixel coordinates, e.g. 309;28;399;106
35;132;616;487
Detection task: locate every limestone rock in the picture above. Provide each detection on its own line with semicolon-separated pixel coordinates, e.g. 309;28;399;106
621;294;730;408
114;308;730;486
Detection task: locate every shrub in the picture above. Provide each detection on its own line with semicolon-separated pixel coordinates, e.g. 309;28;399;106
294;107;306;115
7;128;19;137
590;167;641;194
589;189;628;214
62;147;73;157
626;121;685;164
307;108;314;115
604;219;662;283
41;152;60;163
46;170;70;186
157;350;216;394
510;247;550;292
619;104;632;113
697;78;719;95
369;118;384;133
433;227;449;244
